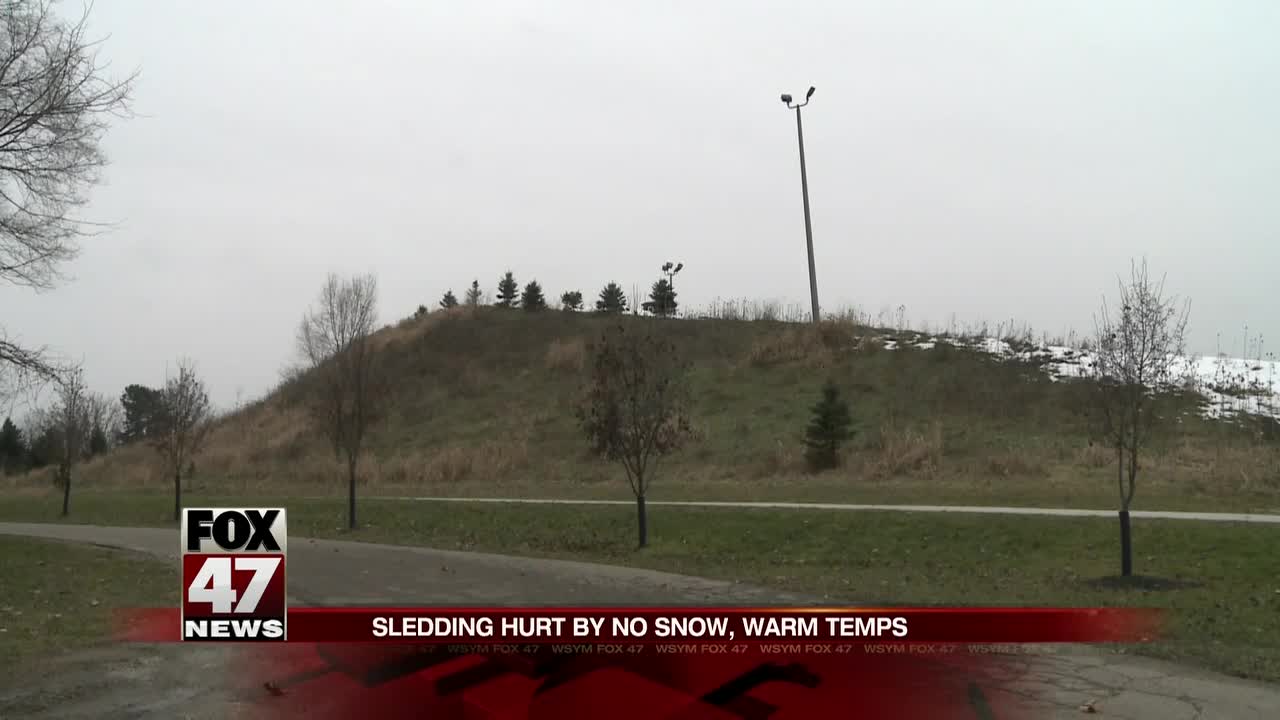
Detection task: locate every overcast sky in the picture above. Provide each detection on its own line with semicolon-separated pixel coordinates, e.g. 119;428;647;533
4;0;1278;410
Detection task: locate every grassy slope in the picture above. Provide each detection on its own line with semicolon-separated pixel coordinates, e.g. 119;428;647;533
32;306;1280;511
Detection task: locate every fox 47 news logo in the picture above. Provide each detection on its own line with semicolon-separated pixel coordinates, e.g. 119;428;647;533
181;508;287;641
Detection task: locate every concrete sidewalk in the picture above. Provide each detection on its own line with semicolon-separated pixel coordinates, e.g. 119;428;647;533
2;522;1277;719
362;495;1280;524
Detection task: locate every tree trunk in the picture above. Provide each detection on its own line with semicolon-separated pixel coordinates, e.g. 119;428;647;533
174;468;182;523
1115;444;1124;506
347;455;358;530
1118;510;1133;577
636;494;648;549
60;466;71;517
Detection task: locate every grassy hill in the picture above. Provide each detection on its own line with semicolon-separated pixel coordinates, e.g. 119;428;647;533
5;306;1280;681
21;305;1280;511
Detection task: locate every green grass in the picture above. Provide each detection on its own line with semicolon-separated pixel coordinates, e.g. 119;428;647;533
4;491;1278;682
0;535;176;674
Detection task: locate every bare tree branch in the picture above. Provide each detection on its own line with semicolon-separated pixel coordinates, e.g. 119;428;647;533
0;0;135;390
85;388;119;448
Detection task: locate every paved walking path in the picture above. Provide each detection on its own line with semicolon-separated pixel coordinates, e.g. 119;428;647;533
2;522;1277;719
366;495;1280;524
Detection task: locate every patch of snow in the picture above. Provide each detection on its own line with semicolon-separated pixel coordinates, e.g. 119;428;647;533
872;334;1280;422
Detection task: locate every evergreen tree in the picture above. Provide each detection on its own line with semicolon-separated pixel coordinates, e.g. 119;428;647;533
439;290;458;309
465;279;483;306
521;280;547;311
595;282;628;314
27;426;58;468
803;382;854;472
89;425;108;456
561;290;584;311
0;417;23;473
414;304;428;319
120;384;163;443
641;278;678;317
496;271;519;308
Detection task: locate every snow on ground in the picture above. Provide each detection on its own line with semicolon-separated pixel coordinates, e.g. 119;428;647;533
878;334;1280;422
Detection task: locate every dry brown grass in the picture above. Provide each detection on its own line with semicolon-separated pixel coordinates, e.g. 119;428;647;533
371;305;471;352
1076;442;1113;469
375;438;532;486
31;435;537;494
1153;439;1280;494
545;337;586;373
984;448;1047;479
869;421;945;478
746;321;860;368
750;439;803;478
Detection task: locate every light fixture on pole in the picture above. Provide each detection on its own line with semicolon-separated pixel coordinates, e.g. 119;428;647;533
780;86;820;324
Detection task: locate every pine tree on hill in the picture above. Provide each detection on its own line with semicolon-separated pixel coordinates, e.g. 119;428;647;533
803;381;853;472
496;271;519;308
561;290;584;311
521;280;547;311
465;279;483;306
439;290;458;309
641;278;678;317
596;282;628;314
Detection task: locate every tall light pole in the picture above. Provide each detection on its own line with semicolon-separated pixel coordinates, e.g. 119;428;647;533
781;86;820;324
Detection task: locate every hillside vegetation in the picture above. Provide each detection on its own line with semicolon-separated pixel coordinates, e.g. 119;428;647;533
20;306;1280;511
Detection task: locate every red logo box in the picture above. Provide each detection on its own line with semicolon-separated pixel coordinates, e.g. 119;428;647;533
180;508;288;641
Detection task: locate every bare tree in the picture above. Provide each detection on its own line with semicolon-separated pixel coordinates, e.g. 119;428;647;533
86;390;120;452
50;365;90;515
577;322;693;548
0;1;135;395
153;359;213;522
1091;259;1190;577
297;273;382;530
